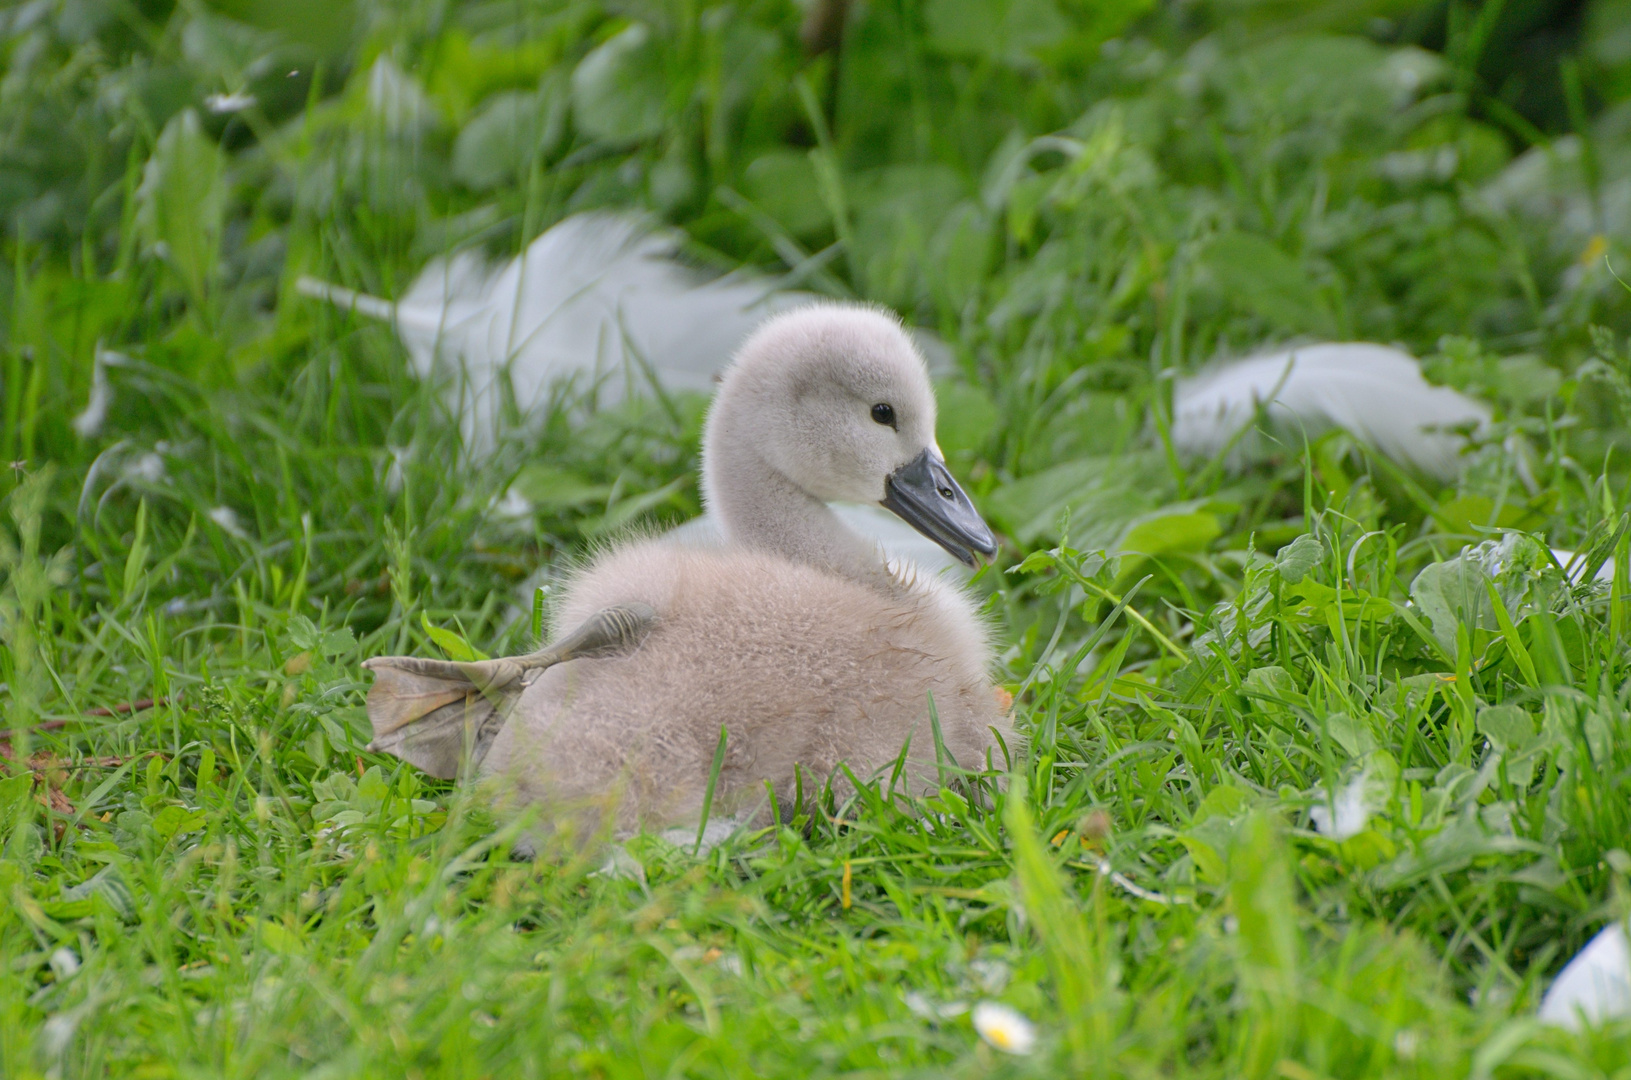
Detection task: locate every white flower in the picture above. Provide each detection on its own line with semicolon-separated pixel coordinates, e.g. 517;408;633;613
205;91;256;114
971;1001;1036;1055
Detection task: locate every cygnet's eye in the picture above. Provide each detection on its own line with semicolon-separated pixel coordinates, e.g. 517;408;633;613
871;403;897;429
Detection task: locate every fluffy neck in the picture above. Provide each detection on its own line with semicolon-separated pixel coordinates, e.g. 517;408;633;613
703;412;891;589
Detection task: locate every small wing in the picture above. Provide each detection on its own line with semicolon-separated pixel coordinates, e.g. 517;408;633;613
361;656;517;779
361;602;657;780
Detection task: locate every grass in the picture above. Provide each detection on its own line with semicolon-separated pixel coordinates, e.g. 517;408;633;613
4;0;1631;1075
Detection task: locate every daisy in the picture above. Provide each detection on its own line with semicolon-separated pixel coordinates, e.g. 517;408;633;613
972;1001;1036;1055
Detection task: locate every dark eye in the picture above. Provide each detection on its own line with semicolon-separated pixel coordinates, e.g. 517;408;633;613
871;403;896;429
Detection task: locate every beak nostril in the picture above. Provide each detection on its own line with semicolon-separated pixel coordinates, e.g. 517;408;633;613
881;447;993;567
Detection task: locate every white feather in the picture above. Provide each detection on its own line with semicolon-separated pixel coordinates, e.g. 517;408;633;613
1308;772;1374;841
1547;548;1619;585
1170;343;1491;480
295;211;972;455
366;56;437;133
1538;920;1631;1030
72;345;126;438
298;211;807;453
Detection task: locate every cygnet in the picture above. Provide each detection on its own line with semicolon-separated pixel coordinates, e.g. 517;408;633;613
363;303;1010;837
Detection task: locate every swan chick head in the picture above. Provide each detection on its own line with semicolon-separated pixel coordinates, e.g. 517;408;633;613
706;303;997;566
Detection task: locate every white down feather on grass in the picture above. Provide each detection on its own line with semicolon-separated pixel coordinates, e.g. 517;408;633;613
297;212;809;455
1538;920;1631;1030
1170;343;1492;481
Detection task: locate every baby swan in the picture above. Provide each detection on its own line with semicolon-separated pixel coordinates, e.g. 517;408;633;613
363;304;1008;835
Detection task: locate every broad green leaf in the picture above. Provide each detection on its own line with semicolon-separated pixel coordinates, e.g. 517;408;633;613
287;615;321;651
288;616;356;657
928;202;997;312
1229;813;1301;996
209;0;356;53
313;771;356;803
1435;493;1556;534
357;765;389;807
135;109;225;306
452;80;568;191
982;459;1104;543
179;10;281;86
1242;665;1302;724
1178;830;1228;884
983;454;1165;547
1489;353;1563;406
649;148;698;211
1283;579;1395;623
322;626;357;656
1274;532;1322;584
424;31;565;120
1232;34;1392;121
150;805;207;841
924;0;1069;65
1194;784;1252;823
1180;806;1246;885
255;918;304;956
1370;810;1545;888
934;380;1000;458
1477;705;1537;753
421;613;487;662
571;24;668;144
1206;232;1336;337
742;151;831;238
1117;510;1220;558
1410;557;1490;652
56;866;135;920
1321;711;1377;758
1336;827;1398;871
1405;534;1563;653
39;897;95;920
510;465;613;513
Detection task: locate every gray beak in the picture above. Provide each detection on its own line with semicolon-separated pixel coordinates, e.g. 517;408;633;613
880;449;998;567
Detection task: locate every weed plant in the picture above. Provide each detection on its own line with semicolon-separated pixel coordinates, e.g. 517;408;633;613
3;0;1631;1075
